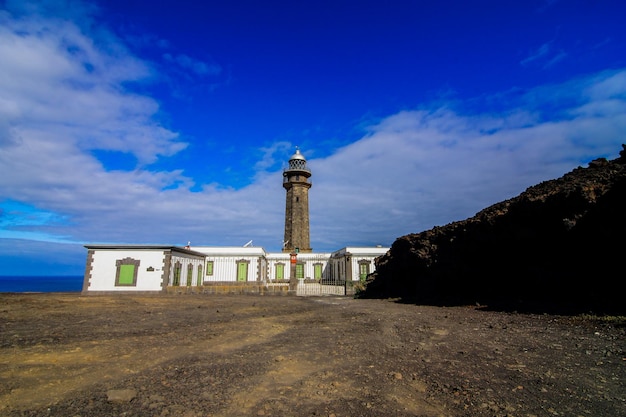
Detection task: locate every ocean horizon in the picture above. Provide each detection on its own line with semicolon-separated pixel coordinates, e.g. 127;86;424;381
0;276;83;293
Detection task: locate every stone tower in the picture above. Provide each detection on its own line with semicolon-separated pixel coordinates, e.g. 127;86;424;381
282;148;312;253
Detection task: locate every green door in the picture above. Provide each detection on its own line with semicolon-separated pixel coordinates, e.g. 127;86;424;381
295;263;304;279
314;264;322;280
275;264;284;280
359;263;370;281
237;262;248;281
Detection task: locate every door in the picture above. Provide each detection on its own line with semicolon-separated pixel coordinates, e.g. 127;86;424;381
359;262;370;281
237;262;248;282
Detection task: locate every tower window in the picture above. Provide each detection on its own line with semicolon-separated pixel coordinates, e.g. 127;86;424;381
296;197;299;202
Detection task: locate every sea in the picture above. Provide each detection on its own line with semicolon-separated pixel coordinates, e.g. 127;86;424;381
0;276;83;293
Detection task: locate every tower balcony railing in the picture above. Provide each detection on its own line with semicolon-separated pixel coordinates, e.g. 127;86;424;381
283;166;311;175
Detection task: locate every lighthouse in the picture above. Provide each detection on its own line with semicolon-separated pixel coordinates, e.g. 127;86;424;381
282;148;312;253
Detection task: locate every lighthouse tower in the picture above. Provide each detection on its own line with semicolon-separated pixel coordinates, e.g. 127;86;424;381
282;148;312;253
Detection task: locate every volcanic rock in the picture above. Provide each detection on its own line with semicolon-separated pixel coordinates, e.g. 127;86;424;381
362;145;626;314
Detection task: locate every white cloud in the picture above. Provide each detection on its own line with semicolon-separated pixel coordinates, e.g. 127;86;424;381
0;6;184;165
0;2;624;257
307;70;626;247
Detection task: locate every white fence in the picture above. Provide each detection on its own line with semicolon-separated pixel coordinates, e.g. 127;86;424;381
295;280;346;296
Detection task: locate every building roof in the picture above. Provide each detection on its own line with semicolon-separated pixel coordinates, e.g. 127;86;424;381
84;244;388;258
290;148;306;161
83;244;208;257
191;246;268;256
331;246;390;257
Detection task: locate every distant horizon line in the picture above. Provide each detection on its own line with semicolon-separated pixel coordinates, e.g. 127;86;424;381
0;275;83;278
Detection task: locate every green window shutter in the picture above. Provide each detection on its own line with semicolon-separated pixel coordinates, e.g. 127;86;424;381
186;264;193;286
173;264;181;286
206;261;214;276
276;264;284;280
119;264;135;285
197;265;203;286
314;264;322;279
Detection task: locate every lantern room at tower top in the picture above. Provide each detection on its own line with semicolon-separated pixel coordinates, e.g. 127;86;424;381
284;148;311;174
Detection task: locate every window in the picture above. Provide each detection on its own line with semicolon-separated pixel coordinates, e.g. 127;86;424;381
115;257;140;287
186;264;193;286
206;261;214;276
314;263;323;280
119;265;135;284
275;263;285;280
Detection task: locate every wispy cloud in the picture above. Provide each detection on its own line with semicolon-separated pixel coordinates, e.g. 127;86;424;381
521;41;567;69
521;42;551;66
537;0;560;13
162;53;222;77
0;200;73;245
254;141;293;172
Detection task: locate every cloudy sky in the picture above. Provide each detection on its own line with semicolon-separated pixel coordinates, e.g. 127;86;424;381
1;0;625;275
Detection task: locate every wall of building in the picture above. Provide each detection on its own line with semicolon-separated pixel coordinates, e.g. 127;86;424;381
265;253;331;282
84;249;168;292
329;247;389;282
168;252;207;287
265;253;290;281
194;247;266;283
82;245;388;293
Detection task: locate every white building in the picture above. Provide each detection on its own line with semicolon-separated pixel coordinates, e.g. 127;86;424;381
81;149;389;295
82;245;388;295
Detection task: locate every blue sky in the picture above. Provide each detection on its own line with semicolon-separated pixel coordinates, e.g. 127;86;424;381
1;0;625;275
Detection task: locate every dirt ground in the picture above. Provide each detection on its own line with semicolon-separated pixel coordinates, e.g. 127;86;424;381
0;293;624;417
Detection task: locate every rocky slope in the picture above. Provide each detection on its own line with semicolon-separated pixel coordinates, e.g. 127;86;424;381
362;145;626;314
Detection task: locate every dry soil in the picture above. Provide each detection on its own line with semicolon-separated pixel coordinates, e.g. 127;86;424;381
0;293;624;417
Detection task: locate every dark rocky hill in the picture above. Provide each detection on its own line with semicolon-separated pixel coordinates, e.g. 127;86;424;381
362;145;626;315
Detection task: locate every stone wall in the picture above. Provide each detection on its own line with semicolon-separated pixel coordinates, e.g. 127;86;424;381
166;282;290;295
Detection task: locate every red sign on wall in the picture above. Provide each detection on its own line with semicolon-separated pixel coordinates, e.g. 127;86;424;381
290;254;297;264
